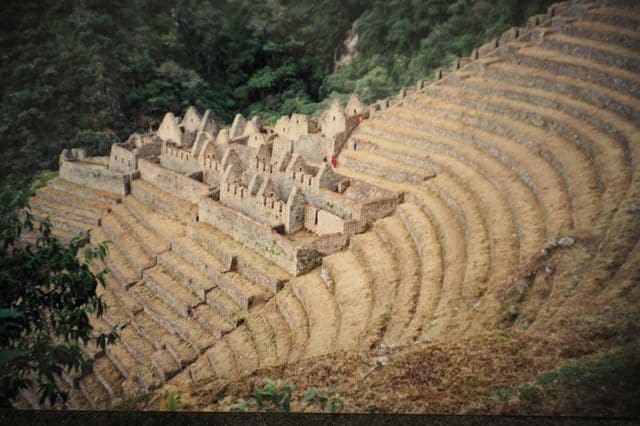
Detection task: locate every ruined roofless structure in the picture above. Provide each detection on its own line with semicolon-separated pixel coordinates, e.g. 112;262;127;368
64;95;399;276
16;0;640;411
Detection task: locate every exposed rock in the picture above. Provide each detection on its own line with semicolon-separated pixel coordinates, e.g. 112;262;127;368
558;236;575;248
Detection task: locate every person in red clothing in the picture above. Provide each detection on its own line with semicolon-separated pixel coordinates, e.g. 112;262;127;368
330;154;337;166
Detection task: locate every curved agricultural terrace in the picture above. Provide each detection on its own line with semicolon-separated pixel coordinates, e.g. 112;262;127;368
14;0;640;411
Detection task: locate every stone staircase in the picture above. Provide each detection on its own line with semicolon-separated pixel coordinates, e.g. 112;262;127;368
15;0;640;410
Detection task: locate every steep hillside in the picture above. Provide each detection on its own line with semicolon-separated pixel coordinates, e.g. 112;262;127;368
12;0;640;414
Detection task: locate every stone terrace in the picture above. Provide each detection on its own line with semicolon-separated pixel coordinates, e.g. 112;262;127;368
13;0;640;410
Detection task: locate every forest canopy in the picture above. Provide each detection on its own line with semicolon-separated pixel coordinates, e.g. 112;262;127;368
0;0;554;188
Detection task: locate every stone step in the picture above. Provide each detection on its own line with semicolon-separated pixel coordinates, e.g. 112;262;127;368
225;326;260;376
425;177;493;331
78;370;112;409
123;195;186;243
483;60;640;123
101;214;155;275
29;196;101;226
205;340;239;379
185;222;236;270
367;119;525;267
29;207;92;237
339;149;434;184
172;237;266;310
36;186;111;215
261;300;293;365
131;284;216;353
333;173;449;343
92;356;124;405
441;76;622;202
131;312;172;350
539;29;640;72
95;265;143;317
191;303;235;338
48;177;121;205
363;111;548;246
350;132;439;171
393;101;572;237
151;349;182;383
157;251;213;301
143;267;201;317
184;354;217;383
274;287;309;361
28;223;79;244
291;271;339;357
163;333;198;369
396;201;446;341
205;286;243;321
90;228;139;289
582;6;640;31
120;323;158;365
322;251;370;352
560;19;640;52
510;44;640;98
457;75;631;234
68;389;93;410
416;87;603;234
95;283;132;329
130;179;198;224
244;310;279;368
349;231;399;350
373;215;421;346
105;340;141;381
136;366;163;393
473;63;640;262
170;237;229;279
187;222;290;293
110;203;170;258
475;62;638;152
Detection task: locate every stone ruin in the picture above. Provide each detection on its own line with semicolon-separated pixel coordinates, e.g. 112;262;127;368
58;95;400;275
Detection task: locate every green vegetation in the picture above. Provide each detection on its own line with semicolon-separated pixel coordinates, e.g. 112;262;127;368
230;379;295;413
230;379;345;413
325;0;555;104
0;186;117;407
1;0;553;190
300;386;344;413
155;387;180;411
487;342;640;414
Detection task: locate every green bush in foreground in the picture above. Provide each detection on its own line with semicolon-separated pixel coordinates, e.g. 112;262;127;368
0;184;117;407
230;379;345;413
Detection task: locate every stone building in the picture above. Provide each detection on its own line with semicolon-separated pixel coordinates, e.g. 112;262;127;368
58;97;397;275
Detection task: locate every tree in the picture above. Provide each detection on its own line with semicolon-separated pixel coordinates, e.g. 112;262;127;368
0;183;117;407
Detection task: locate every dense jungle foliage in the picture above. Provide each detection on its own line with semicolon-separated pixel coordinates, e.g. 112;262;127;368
0;0;553;189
